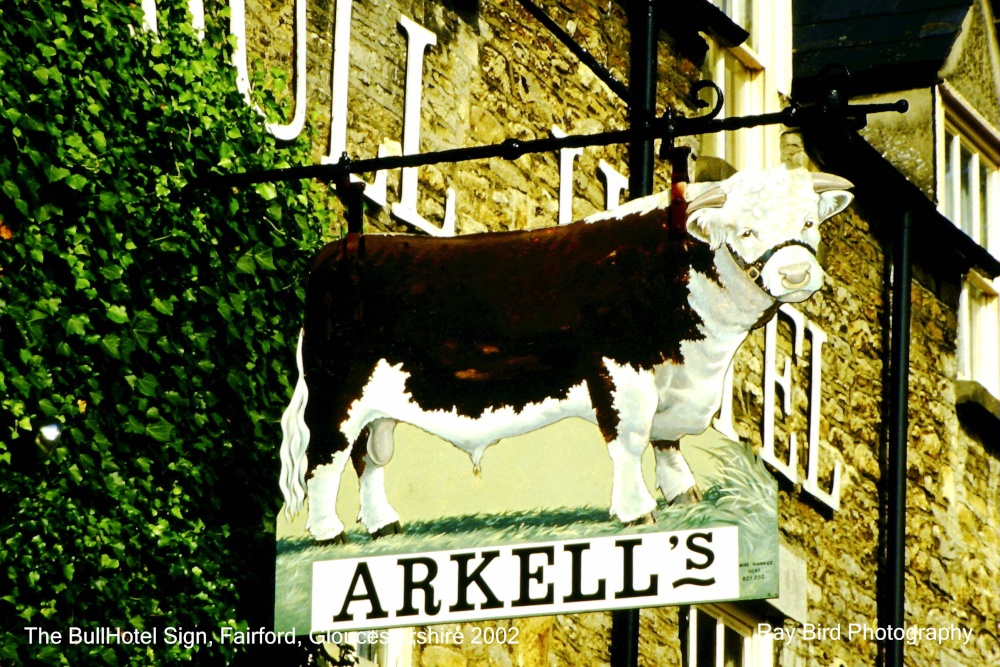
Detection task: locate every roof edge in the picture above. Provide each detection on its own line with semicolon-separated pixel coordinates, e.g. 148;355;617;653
801;125;1000;279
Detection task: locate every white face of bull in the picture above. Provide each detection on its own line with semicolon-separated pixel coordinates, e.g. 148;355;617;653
686;167;853;303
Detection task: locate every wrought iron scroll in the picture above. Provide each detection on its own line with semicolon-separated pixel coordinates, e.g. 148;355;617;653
197;86;907;194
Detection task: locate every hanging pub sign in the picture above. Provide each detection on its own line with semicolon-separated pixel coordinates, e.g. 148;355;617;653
273;165;854;633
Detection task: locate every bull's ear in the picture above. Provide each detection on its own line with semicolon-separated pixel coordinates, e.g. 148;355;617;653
818;190;853;222
687;208;730;249
686;185;728;248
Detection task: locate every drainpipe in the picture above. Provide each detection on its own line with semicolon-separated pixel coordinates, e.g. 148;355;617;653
884;210;912;667
611;2;656;666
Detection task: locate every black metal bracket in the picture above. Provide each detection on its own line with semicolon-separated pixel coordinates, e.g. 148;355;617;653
196;79;906;193
515;0;632;105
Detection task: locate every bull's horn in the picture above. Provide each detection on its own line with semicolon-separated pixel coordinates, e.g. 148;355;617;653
811;172;854;192
687;186;726;212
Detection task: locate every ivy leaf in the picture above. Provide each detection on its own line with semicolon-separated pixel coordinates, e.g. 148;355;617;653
254;182;278;201
2;180;19;201
145;419;174;443
253;246;275;271
235;252;256;274
132;310;160;352
66;173;88;191
107;304;129;324
136;374;159;397
45;166;71;183
98;191;119;211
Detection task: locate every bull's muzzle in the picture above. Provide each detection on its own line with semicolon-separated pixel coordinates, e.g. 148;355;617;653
779;262;812;290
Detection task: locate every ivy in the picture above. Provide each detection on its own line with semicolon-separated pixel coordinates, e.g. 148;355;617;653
0;1;330;664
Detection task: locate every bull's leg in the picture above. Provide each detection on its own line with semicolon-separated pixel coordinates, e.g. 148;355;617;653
353;418;402;538
652;439;700;505
302;375;355;545
590;362;659;524
306;452;351;544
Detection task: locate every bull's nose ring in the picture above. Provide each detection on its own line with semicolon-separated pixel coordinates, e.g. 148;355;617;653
781;273;811;289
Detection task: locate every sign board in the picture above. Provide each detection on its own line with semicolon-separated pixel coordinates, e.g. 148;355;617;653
276;424;777;633
271;166;857;633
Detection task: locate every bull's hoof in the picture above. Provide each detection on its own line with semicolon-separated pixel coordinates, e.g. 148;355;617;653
315;534;347;547
371;522;402;540
668;486;703;507
623;513;657;527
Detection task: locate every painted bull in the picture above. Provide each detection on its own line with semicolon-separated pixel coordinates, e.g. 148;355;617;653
280;166;853;543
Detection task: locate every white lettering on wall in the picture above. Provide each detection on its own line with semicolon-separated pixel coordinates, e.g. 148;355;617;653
800;322;840;509
320;0;392;207
716;304;841;511
140;0;203;38
391;16;456;237
598;160;628;210
230;0;307;141
141;0;158;33
761;305;805;483
137;4;630;231
552;126;583;225
324;0;354;164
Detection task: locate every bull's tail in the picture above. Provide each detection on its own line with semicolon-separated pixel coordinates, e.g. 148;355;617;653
279;330;310;519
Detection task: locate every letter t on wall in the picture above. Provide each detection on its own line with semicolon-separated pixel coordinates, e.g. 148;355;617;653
552;126;583;225
598;160;628;210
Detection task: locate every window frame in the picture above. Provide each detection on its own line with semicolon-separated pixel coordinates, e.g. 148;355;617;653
700;1;791;171
936;84;1000;401
349;628;414;667
936;84;1000;256
683;603;775;667
957;270;1000;397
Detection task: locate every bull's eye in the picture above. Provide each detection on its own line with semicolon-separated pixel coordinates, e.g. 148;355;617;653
740;229;754;239
804;220;815;229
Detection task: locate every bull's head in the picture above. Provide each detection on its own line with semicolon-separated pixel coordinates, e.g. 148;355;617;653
686;167;853;303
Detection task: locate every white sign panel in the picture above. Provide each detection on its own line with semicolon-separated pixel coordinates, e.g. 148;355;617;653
310;527;740;632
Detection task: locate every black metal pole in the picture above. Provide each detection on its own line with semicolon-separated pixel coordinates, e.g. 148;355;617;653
627;0;657;200
611;2;656;665
515;0;632;105
884;210;912;667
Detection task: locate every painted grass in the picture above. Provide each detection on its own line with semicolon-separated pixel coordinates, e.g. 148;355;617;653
275;437;777;632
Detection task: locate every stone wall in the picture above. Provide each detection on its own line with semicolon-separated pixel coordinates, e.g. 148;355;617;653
720;138;1000;665
245;0;701;239
940;0;1000;129
857;88;937;200
241;1;1000;665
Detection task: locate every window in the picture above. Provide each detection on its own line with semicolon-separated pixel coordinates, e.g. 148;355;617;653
715;1;754;44
938;85;1000;399
699;1;792;171
958;271;1000;397
942;127;998;249
682;604;773;667
349;628;414;667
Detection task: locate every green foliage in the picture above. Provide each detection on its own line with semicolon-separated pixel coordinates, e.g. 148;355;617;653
0;1;329;663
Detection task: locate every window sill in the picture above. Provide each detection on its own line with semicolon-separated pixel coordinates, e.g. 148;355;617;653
955;380;1000;447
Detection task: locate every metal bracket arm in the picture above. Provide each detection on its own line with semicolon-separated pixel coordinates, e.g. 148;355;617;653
197;96;906;192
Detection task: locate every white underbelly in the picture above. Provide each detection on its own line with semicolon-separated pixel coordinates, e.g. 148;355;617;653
342;360;597;461
651;334;745;441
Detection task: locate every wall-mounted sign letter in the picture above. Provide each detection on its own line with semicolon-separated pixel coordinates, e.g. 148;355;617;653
761;304;805;481
552;126;583;225
139;0;204;38
391;16;456;236
230;0;307;141
757;304;841;511
801;322;841;510
598;159;628;210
